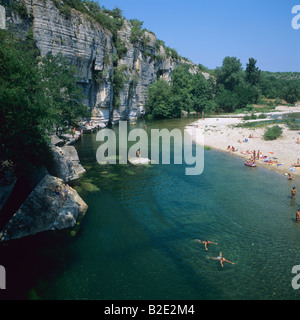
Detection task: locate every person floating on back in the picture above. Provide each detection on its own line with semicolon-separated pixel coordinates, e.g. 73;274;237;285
208;252;235;268
201;240;218;251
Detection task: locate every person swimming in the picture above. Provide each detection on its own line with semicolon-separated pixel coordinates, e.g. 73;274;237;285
201;240;218;251
208;252;235;268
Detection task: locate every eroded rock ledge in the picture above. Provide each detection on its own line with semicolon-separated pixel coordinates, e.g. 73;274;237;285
0;174;88;241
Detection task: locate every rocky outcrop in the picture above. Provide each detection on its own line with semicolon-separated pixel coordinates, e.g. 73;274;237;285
0;174;88;241
50;146;86;182
3;0;199;123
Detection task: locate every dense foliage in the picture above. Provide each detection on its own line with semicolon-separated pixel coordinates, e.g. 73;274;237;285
146;56;300;119
0;30;89;180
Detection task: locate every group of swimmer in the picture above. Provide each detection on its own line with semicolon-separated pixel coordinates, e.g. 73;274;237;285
195;240;235;268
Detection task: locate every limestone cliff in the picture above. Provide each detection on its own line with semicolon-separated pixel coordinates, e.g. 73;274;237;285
2;0;198;123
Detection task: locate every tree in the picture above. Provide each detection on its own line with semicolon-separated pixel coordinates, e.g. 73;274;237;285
170;64;194;115
282;82;300;104
146;79;172;118
39;53;90;132
0;30;89;178
0;30;51;177
215;56;243;91
245;58;261;86
191;73;212;112
215;86;239;112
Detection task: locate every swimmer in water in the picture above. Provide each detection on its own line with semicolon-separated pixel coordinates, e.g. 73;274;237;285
201;240;218;251
208;252;235;268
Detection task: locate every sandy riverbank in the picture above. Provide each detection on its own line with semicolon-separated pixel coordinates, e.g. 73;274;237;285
185;106;300;177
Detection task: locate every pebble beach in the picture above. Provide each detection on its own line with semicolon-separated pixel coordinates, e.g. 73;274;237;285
185;105;300;177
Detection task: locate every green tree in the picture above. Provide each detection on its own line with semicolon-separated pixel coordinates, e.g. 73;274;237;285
39;53;90;132
282;82;300;104
245;58;261;86
191;72;212;112
170;64;194;115
0;30;89;178
146;80;172;118
215;86;239;111
0;30;51;177
215;56;243;91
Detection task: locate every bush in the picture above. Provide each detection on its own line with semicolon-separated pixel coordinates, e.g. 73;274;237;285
263;125;283;140
243;113;257;120
258;113;267;119
287;120;300;131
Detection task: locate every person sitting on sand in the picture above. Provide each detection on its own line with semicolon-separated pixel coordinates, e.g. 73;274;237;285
297;138;300;145
249;134;254;138
227;146;231;151
231;146;236;152
296;210;300;223
208;252;235;268
292;187;297;200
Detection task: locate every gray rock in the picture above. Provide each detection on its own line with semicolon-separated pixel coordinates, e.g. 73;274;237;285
0;174;88;241
0;181;16;211
0;5;5;30
51;146;86;182
50;134;64;146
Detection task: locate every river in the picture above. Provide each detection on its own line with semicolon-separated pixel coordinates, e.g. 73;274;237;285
1;116;300;300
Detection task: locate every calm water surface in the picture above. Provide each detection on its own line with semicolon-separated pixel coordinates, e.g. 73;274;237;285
1;117;300;300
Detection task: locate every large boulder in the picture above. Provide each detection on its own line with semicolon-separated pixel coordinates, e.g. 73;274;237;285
51;146;86;182
0;174;88;242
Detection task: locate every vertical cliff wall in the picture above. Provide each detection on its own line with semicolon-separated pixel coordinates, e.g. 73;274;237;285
3;0;198;123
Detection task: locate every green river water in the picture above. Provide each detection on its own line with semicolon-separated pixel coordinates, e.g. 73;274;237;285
1;116;300;300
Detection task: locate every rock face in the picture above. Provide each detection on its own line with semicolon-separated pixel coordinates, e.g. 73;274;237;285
4;0;198;123
0;174;88;241
50;146;86;182
0;5;5;29
0;181;15;211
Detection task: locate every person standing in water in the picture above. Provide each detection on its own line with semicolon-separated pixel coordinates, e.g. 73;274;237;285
208;252;235;268
296;209;300;223
291;187;297;200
